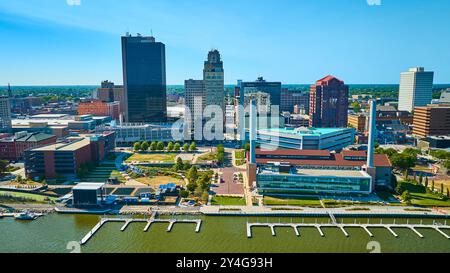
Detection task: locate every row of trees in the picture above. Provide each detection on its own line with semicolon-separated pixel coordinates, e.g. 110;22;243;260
376;147;420;171
217;144;225;165
133;141;197;153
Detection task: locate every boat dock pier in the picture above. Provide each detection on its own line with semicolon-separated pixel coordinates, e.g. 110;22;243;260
80;214;202;245
246;220;450;239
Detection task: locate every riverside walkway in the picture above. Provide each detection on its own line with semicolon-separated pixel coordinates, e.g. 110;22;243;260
246;220;450;239
80;212;202;245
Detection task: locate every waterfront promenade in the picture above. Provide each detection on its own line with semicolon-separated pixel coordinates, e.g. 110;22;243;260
200;205;450;218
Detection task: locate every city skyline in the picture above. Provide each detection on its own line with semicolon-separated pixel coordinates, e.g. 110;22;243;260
0;0;449;85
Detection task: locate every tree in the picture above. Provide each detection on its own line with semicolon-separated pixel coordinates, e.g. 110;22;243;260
390;153;416;171
0;160;8;174
174;157;184;171
418;174;423;185
217;152;225;164
189;142;197;151
441;183;444;194
447;188;450;198
187;166;198;183
167;142;174;152
197;174;211;190
187;182;197;193
402;190;412;206
183;143;189;152
244;142;250;151
179;190;189;198
174;143;181;152
201;191;209;203
403;148;420;157
432;180;435;192
425;177;429;189
150;142;157;151
133;142;141;152
141;141;149;151
157;141;165;151
351;101;361;113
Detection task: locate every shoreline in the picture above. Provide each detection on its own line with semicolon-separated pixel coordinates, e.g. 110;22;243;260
2;203;450;219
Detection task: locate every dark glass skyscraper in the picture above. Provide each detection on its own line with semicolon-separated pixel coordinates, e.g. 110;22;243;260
122;34;167;123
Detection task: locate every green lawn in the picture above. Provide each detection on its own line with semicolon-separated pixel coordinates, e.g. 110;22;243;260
0;190;57;203
125;153;177;163
263;196;322;207
211;196;247;206
411;193;450;207
398;180;450;207
197;152;218;163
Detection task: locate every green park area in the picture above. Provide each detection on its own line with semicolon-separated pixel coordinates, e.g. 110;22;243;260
137;176;185;187
263;196;322;207
397;180;450;207
0;190;57;204
125;153;177;163
211;196;247;206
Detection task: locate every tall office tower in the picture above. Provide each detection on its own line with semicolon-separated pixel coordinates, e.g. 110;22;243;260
184;79;205;135
309;75;349;128
398;67;434;112
0;89;12;133
122;34;167;123
280;88;310;114
203;50;225;115
94;81;128;122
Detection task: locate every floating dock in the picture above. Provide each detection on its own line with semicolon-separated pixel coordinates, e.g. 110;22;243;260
80;216;202;245
246;222;450;239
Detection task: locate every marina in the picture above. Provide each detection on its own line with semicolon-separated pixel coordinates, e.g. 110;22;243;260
80;213;202;245
1;214;450;253
246;220;450;239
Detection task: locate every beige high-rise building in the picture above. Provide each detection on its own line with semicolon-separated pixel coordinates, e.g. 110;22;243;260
203;50;224;115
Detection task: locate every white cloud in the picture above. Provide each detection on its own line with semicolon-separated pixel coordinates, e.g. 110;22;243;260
367;0;381;6
67;0;81;6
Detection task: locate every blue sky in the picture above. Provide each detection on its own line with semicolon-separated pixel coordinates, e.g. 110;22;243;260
0;0;449;85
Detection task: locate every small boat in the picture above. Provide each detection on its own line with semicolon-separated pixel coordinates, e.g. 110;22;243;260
14;211;39;221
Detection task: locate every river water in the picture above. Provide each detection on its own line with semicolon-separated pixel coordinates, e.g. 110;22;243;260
0;214;449;253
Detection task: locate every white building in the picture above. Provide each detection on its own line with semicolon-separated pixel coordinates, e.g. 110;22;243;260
398;67;434;112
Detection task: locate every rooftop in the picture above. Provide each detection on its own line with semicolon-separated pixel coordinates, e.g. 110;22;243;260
260;127;351;137
32;138;91;152
260;168;369;178
73;183;105;191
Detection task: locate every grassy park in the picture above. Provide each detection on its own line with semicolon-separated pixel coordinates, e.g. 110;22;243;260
0;190;57;203
136;176;185;187
263;196;322;207
397;180;450;207
211;196;247;206
125;153;177;163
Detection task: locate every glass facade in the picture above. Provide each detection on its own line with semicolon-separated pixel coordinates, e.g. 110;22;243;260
122;35;167;123
257;171;372;195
